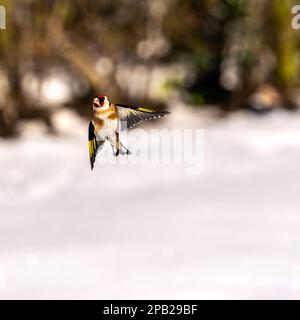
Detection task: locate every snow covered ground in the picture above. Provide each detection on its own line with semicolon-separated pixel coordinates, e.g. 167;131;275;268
1;109;300;299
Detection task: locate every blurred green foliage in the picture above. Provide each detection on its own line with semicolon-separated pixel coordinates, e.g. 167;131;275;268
0;0;299;135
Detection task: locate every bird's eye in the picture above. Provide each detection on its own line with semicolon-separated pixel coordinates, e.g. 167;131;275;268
98;97;105;106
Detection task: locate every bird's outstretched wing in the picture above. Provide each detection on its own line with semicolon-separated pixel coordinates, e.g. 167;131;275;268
115;104;170;131
88;121;104;170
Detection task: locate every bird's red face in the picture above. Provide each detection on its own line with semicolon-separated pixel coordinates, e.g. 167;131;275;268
93;95;106;108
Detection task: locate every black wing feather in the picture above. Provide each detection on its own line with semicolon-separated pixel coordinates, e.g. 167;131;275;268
115;104;170;131
88;122;98;170
88;123;105;170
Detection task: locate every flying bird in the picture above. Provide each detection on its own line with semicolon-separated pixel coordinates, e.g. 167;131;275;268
88;95;170;170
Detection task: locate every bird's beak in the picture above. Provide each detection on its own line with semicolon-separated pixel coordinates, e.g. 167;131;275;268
93;98;100;108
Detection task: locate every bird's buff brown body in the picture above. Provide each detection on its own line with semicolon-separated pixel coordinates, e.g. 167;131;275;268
92;104;118;132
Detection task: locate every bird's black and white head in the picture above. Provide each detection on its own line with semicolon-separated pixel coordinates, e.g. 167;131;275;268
93;95;110;110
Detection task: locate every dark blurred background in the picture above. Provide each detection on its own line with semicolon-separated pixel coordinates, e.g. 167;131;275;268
1;0;300;136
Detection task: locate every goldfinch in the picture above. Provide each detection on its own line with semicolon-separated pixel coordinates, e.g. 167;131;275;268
88;95;170;170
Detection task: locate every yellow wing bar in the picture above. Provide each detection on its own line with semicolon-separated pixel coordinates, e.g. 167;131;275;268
136;107;155;113
88;138;97;159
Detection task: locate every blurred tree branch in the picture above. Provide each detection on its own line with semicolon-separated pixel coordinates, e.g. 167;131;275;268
0;0;300;135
